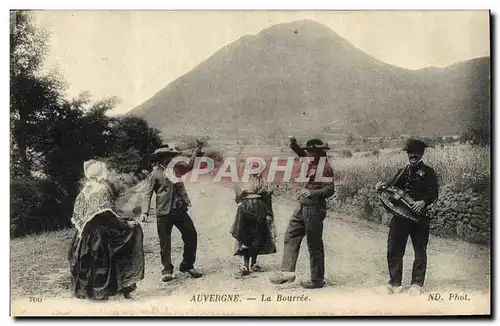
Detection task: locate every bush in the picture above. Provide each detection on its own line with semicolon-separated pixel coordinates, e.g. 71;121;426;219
444;136;455;144
11;169;142;238
338;149;353;158
204;150;224;164
460;129;490;146
11;178;72;238
104;147;143;175
273;144;491;245
181;135;210;149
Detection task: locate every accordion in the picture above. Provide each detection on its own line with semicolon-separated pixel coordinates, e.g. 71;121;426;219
379;186;423;223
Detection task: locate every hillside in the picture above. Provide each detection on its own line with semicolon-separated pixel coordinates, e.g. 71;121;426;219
130;19;490;140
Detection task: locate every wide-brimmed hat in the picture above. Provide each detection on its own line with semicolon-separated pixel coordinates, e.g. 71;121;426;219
151;143;182;158
402;138;433;154
303;138;330;151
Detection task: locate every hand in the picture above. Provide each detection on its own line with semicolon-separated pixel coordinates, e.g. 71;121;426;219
288;135;297;144
375;181;385;191
195;137;204;149
299;189;312;198
265;215;273;223
411;200;426;214
140;213;149;223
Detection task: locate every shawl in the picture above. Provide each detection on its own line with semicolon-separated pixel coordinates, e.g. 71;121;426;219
71;182;120;237
234;174;272;202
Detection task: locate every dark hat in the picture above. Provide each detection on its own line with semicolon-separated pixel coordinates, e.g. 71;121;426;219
303;138;330;150
151;143;181;158
402;138;433;154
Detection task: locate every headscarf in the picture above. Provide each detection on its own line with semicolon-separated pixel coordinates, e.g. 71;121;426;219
71;160;119;236
83;159;108;181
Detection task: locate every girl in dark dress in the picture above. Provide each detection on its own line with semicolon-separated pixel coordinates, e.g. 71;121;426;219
231;165;277;276
67;160;145;300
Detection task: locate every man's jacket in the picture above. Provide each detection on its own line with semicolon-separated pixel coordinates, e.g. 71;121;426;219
141;148;202;217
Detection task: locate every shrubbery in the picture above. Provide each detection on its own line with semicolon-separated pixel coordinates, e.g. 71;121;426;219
272;144;491;246
11;170;144;238
10;11;161;238
11;178;71;237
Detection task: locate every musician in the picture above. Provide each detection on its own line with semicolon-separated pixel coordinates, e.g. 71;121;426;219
376;138;439;296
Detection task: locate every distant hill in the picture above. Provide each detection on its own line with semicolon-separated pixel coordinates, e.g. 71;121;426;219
130;19;490;141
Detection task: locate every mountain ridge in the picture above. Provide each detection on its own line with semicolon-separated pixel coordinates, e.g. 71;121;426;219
129;20;490;141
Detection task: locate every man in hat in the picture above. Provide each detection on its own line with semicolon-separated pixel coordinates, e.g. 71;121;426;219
140;140;204;281
269;136;335;289
375;138;439;296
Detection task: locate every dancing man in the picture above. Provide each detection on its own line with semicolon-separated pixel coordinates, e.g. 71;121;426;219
141;139;204;282
269;136;335;289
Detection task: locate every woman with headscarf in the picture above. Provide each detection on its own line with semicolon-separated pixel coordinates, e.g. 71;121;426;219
67;160;145;300
231;161;277;276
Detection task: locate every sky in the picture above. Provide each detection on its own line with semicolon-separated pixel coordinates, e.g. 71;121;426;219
32;10;490;115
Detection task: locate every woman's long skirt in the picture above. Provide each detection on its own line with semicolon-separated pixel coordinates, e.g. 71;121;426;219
230;198;277;257
68;211;145;299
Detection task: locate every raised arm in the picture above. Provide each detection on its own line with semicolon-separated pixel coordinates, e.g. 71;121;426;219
174;138;205;177
289;136;308;157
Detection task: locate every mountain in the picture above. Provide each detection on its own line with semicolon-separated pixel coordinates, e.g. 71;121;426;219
130;19;490;141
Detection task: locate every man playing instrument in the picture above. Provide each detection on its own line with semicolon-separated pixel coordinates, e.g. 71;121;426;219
375;138;439;296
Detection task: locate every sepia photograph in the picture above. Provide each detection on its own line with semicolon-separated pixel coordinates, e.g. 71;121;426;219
9;10;491;316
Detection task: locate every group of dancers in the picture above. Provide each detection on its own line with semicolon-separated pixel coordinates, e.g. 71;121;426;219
68;136;438;300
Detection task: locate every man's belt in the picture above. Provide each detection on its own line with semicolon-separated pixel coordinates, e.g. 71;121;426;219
243;194;262;199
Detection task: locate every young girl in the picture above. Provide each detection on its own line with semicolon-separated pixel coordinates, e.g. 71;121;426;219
231;163;277;276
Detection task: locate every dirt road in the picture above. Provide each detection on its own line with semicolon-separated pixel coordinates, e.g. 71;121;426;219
11;181;491;316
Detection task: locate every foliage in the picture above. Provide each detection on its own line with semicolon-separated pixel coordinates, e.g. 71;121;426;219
10;11;64;176
273;143;491;245
10;11;162;237
460;128;490;146
10;178;71;237
338;148;353;158
107;115;162;173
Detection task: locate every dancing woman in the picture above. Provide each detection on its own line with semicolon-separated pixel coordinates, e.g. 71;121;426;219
231;163;277;276
68;160;145;300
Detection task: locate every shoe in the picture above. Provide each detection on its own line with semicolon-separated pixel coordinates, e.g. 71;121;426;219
408;284;423;296
269;271;296;284
393;286;403;294
162;273;174;282
375;284;402;294
180;267;203;278
237;265;250;276
123;291;136;300
300;279;325;289
251;264;264;272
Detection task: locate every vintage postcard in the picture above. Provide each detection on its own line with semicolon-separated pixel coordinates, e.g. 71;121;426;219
10;10;491;316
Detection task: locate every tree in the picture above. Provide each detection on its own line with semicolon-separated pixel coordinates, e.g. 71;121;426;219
107;115;162;173
10;10;65;176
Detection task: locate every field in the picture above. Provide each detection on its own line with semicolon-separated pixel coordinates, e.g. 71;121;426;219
11;180;490;316
10;141;491;315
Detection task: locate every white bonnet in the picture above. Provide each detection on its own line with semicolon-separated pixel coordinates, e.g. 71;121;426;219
83;159;108;182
